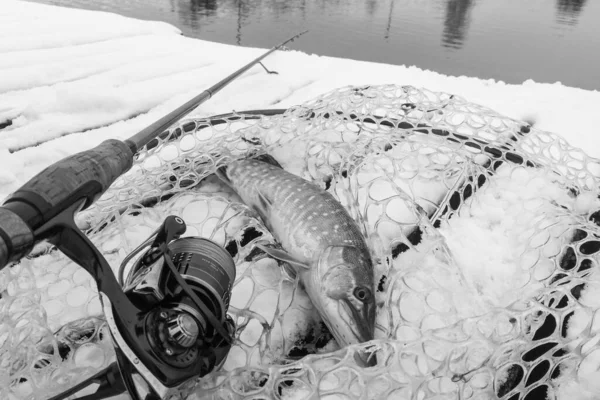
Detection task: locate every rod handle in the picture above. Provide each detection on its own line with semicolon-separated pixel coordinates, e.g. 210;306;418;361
0;139;134;269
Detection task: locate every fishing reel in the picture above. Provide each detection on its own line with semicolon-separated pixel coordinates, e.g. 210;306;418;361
40;213;236;400
119;216;236;381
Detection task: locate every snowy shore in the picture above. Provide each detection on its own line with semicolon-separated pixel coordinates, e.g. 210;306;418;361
1;0;600;201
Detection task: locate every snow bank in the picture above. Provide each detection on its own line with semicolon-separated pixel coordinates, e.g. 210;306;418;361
1;0;600;201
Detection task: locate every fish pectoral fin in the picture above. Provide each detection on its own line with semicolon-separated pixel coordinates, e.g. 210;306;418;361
282;263;298;280
255;186;273;216
255;243;310;270
215;166;231;186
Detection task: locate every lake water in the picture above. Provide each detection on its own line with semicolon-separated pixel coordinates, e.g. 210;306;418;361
27;0;600;91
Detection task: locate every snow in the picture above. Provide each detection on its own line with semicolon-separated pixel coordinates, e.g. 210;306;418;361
2;0;600;200
3;1;600;400
441;165;581;308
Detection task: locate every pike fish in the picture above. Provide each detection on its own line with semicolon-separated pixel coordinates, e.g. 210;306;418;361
217;157;376;347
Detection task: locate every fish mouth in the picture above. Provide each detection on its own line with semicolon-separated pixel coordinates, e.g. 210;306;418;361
354;347;378;368
350;301;375;342
309;291;378;367
338;300;378;368
335;300;375;344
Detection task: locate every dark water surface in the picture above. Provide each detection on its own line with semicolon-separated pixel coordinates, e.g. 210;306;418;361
28;0;600;91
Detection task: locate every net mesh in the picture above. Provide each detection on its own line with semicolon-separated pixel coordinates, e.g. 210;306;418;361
2;84;600;400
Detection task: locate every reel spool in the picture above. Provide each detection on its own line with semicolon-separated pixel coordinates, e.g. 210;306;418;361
166;237;235;323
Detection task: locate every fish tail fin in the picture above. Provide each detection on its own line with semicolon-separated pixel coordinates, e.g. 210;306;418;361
252;153;283;169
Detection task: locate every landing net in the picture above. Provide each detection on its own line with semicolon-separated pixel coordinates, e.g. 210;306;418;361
2;85;600;400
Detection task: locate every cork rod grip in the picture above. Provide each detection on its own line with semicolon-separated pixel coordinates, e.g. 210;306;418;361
8;139;133;215
0;139;134;268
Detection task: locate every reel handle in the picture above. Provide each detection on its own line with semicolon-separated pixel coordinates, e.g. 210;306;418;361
151;216;187;249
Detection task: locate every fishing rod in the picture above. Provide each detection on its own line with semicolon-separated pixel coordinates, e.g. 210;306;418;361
128;30;307;152
0;31;306;400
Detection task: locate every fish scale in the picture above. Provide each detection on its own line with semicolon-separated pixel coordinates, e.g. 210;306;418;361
218;158;376;347
226;160;370;264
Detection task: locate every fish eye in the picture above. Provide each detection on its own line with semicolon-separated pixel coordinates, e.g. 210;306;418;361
353;287;371;301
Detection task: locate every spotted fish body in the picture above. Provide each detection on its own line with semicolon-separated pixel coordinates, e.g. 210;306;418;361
217;159;376;347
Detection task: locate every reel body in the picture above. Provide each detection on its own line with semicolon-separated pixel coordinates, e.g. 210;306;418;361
123;233;236;380
44;214;237;400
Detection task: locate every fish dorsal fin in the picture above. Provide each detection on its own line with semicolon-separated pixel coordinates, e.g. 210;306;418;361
255;243;310;270
252;154;283;169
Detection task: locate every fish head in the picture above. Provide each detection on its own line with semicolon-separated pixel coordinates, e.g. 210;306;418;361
313;245;376;347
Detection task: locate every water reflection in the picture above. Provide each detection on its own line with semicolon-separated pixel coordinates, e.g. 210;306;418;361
235;0;251;45
384;0;395;40
188;0;218;15
181;0;218;31
26;0;600;90
269;0;295;16
366;0;378;16
556;0;587;26
442;0;475;49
